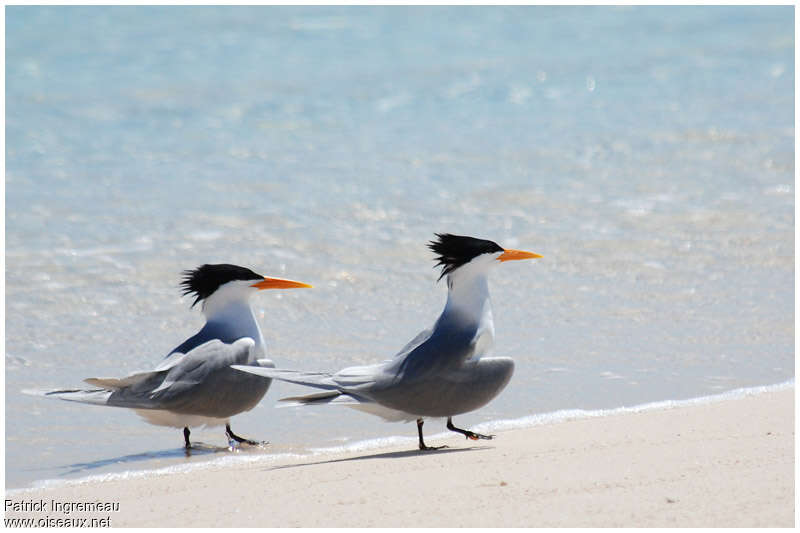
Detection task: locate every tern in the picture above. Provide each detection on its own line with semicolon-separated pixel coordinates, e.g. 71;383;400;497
233;234;540;450
34;264;312;449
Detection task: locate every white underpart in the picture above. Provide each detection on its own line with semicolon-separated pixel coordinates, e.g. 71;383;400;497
133;410;229;429
347;403;419;423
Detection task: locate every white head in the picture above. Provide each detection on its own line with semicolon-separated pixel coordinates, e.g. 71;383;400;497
428;233;541;289
427;234;541;324
180;264;312;316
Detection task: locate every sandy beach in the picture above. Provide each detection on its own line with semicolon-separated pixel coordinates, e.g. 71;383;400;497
5;388;793;527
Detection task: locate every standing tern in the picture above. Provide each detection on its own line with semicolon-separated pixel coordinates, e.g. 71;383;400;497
33;264;311;449
233;234;540;450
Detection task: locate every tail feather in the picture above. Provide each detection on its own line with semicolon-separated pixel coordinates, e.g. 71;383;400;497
279;390;366;407
83;370;154;390
26;388;113;406
279;390;342;406
230;366;338;390
277;389;413;422
24;368;162;409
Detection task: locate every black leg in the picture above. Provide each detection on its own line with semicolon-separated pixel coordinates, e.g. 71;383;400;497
446;417;494;441
417;418;446;451
183;427;191;449
225;423;261;446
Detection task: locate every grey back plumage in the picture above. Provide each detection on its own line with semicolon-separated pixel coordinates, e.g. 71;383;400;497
389;314;480;383
169;319;252;356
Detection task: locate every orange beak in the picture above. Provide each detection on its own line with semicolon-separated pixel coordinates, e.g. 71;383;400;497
497;249;542;262
250;277;313;290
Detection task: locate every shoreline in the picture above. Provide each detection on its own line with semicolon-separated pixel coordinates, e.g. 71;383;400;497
4;384;794;527
8;380;792;493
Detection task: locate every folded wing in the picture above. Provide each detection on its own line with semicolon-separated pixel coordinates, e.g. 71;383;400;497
33;338;257;411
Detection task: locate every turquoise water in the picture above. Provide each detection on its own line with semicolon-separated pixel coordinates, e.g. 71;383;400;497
5;6;794;488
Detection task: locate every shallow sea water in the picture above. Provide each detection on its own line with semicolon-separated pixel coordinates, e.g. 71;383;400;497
5;6;794;488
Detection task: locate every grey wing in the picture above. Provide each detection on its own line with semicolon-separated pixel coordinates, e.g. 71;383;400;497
105;338;257;409
370;356;515;418
392;327;434;360
386;320;479;382
330;323;473;393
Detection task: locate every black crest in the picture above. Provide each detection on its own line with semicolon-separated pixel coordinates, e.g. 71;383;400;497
180;264;263;307
427;233;504;280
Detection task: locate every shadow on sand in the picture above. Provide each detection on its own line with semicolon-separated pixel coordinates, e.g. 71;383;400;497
58;442;248;476
268;444;493;471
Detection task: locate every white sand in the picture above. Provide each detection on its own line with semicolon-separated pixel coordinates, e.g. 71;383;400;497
5;388;793;527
